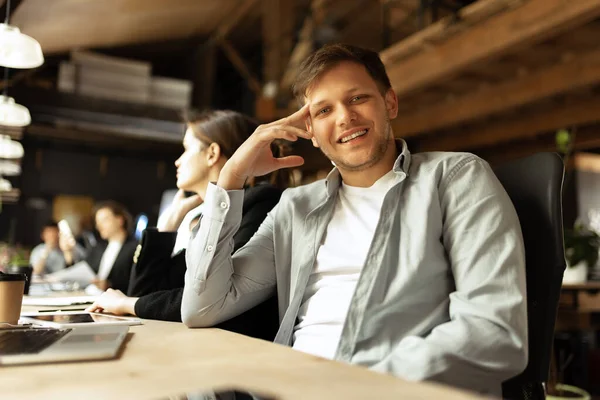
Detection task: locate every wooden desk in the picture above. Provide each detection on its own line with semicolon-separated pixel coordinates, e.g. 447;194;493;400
3;316;482;399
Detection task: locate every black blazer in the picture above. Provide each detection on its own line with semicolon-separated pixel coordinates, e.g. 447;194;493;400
128;183;282;340
86;236;137;293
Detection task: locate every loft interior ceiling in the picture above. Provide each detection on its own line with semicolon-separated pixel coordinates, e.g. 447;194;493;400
4;0;600;164
10;0;262;54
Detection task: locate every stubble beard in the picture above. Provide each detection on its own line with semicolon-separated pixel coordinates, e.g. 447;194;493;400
323;116;393;172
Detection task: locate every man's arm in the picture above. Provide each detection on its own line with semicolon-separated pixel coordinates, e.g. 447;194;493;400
372;157;528;394
181;183;278;327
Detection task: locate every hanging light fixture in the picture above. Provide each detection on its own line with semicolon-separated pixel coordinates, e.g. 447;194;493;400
0;0;44;69
0;67;31;127
0;160;20;175
0;94;30;127
0;135;24;159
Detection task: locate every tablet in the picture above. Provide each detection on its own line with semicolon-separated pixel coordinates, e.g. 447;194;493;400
20;311;142;328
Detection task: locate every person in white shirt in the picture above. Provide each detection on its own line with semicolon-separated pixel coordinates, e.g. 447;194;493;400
30;220;86;274
181;43;528;397
63;201;137;292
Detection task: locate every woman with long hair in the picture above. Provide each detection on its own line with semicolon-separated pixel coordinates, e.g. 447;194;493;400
87;110;291;340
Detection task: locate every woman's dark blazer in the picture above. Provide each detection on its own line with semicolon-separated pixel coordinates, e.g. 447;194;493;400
128;183;282;340
86;236;138;293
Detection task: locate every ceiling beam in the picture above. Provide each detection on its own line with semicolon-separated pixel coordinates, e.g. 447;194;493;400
383;0;600;98
262;0;294;84
211;0;261;42
416;96;600;151
393;48;600;137
218;38;262;95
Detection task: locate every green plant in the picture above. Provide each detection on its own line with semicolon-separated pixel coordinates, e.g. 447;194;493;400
564;222;600;268
9;248;29;266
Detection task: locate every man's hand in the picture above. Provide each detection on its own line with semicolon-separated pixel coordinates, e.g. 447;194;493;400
218;104;312;190
85;288;138;316
157;190;203;232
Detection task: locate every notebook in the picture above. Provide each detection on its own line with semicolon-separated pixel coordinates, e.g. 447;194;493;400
0;325;129;365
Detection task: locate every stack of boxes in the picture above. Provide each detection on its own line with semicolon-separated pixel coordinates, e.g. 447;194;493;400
58;51;193;110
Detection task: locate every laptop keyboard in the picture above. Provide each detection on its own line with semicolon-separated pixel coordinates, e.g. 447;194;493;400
0;328;72;355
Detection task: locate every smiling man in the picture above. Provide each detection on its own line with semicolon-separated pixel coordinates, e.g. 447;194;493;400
181;44;527;397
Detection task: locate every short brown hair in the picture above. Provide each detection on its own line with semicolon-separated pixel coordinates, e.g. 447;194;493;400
93;200;133;234
292;43;392;104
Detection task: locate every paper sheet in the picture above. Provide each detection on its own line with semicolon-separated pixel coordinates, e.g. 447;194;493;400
46;261;97;286
21;295;96;307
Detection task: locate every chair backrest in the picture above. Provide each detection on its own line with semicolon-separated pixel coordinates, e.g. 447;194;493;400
492;153;566;399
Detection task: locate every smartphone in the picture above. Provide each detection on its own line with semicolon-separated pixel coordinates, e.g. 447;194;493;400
58;219;74;239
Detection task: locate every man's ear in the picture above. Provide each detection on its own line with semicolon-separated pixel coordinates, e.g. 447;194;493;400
385;88;398;120
206;143;221;166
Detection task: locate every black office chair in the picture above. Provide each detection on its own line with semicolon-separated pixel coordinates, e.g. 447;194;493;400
492;153;566;400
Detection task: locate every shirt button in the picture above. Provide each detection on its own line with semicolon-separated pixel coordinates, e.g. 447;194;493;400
207;245;214;252
220;202;228;209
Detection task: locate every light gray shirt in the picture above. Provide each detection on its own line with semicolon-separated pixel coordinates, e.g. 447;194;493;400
30;243;86;274
182;140;528;397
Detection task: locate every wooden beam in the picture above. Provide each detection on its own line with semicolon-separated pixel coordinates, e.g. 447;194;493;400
218;38;262;95
262;0;294;84
212;0;261;41
416;97;600;151
189;43;216;109
382;0;600;97
279;13;315;93
394;48;600;137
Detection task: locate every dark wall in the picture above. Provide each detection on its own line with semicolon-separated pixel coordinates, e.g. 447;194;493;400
3;137;178;247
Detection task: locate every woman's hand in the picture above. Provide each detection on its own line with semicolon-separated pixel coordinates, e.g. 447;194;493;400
157;190;203;232
218;104;312;190
86;288;138;316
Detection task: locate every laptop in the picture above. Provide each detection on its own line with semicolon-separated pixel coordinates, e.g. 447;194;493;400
0;325;129;365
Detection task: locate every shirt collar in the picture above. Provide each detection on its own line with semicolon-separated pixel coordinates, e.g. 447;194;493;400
323;139;411;198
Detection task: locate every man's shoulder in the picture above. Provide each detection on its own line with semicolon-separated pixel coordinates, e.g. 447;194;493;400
31;243;45;252
410;151;489;177
280;179;326;201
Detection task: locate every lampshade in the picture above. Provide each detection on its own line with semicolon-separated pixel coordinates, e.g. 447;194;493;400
0;23;44;69
0;160;20;175
0;95;31;127
0;134;24;159
0;177;12;192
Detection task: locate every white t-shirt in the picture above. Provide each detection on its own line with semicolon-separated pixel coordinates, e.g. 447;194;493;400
97;240;124;280
293;170;399;359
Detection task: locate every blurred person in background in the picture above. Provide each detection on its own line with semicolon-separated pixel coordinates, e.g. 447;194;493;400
30;220;86;275
63;201;137;292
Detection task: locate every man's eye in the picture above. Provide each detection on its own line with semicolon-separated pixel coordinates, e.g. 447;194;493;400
317;107;330;115
351;96;363;102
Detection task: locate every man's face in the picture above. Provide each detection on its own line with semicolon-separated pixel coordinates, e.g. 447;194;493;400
41;227;59;247
305;61;398;174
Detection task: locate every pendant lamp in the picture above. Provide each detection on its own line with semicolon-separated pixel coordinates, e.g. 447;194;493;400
0;0;43;69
